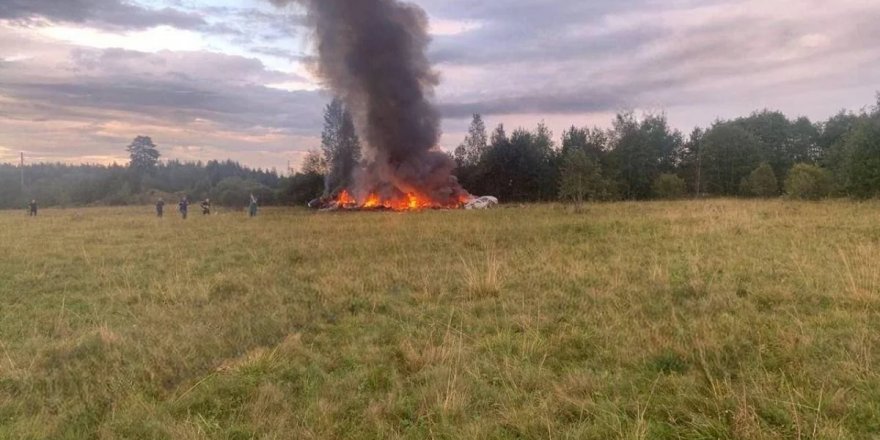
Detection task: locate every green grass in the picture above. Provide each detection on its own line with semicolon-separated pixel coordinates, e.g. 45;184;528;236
1;200;879;439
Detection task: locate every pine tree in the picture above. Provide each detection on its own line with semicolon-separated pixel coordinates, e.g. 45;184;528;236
321;98;362;195
126;136;160;173
454;114;488;167
126;136;160;193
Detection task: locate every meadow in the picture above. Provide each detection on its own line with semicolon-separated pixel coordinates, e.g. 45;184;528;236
0;200;879;439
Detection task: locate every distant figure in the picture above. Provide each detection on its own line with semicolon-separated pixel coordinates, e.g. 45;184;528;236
201;198;211;216
248;194;258;217
28;200;37;216
156;198;165;218
179;197;189;219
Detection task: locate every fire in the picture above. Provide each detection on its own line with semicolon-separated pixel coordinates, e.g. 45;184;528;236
336;190;357;206
363;193;381;209
327;189;469;211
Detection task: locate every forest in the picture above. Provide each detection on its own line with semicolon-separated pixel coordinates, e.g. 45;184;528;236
2;94;878;210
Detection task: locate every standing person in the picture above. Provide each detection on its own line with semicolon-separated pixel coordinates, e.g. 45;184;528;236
156;198;165;218
201;198;211;216
28;200;37;216
179;197;189;219
248;194;258;218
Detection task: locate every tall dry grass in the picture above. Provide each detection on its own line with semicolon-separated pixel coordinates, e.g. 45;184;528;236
0;200;878;438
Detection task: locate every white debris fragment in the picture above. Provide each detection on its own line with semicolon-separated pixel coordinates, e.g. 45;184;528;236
464;196;499;210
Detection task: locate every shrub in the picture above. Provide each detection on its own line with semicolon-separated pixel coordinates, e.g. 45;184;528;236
740;163;779;197
652;174;687;199
785;163;832;200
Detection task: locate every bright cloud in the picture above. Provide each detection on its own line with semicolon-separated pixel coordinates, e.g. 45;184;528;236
0;0;878;172
40;25;206;52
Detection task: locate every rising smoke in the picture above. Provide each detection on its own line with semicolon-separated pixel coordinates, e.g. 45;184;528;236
271;0;469;203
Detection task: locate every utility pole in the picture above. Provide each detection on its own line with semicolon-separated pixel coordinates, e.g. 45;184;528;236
20;152;24;194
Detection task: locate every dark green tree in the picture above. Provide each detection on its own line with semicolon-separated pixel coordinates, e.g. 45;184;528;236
321;98;361;195
561;126;607;162
837;109;880;198
818;111;863;189
454;114;488;168
789;116;820;164
700;123;762;195
127;136;160;173
476;124;555;202
734;110;792;180
533;121;561;200
467;123;509;197
490;123;509;149
677;128;705;196
607;112;682;199
126;136;160;192
558;149;608;203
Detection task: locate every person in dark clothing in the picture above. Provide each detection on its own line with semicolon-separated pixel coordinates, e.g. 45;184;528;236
201;198;211;216
156;198;165;218
179;197;189;219
28;200;37;216
248;194;258;217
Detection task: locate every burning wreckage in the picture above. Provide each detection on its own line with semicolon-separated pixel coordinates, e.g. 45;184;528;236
309;192;498;211
273;0;497;212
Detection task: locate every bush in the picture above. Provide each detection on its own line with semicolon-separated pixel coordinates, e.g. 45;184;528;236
652;174;687;199
785;164;832;200
740;163;779;197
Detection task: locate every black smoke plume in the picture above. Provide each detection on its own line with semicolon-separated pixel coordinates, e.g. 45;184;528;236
271;0;469;203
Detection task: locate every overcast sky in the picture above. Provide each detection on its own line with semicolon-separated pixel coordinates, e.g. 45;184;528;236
1;0;878;172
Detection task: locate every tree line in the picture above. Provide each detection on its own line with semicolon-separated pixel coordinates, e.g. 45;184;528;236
1;136;284;210
468;94;880;202
4;94;879;209
285;93;879;204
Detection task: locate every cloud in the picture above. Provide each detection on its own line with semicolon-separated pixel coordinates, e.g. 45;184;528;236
0;0;206;31
419;0;880;120
0;30;322;129
2;0;880;170
0;24;326;169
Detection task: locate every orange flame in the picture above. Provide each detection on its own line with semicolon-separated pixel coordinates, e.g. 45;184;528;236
363;193;381;209
331;189;466;211
337;190;356;206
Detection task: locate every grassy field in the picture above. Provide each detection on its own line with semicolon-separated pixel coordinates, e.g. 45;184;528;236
1;200;879;439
